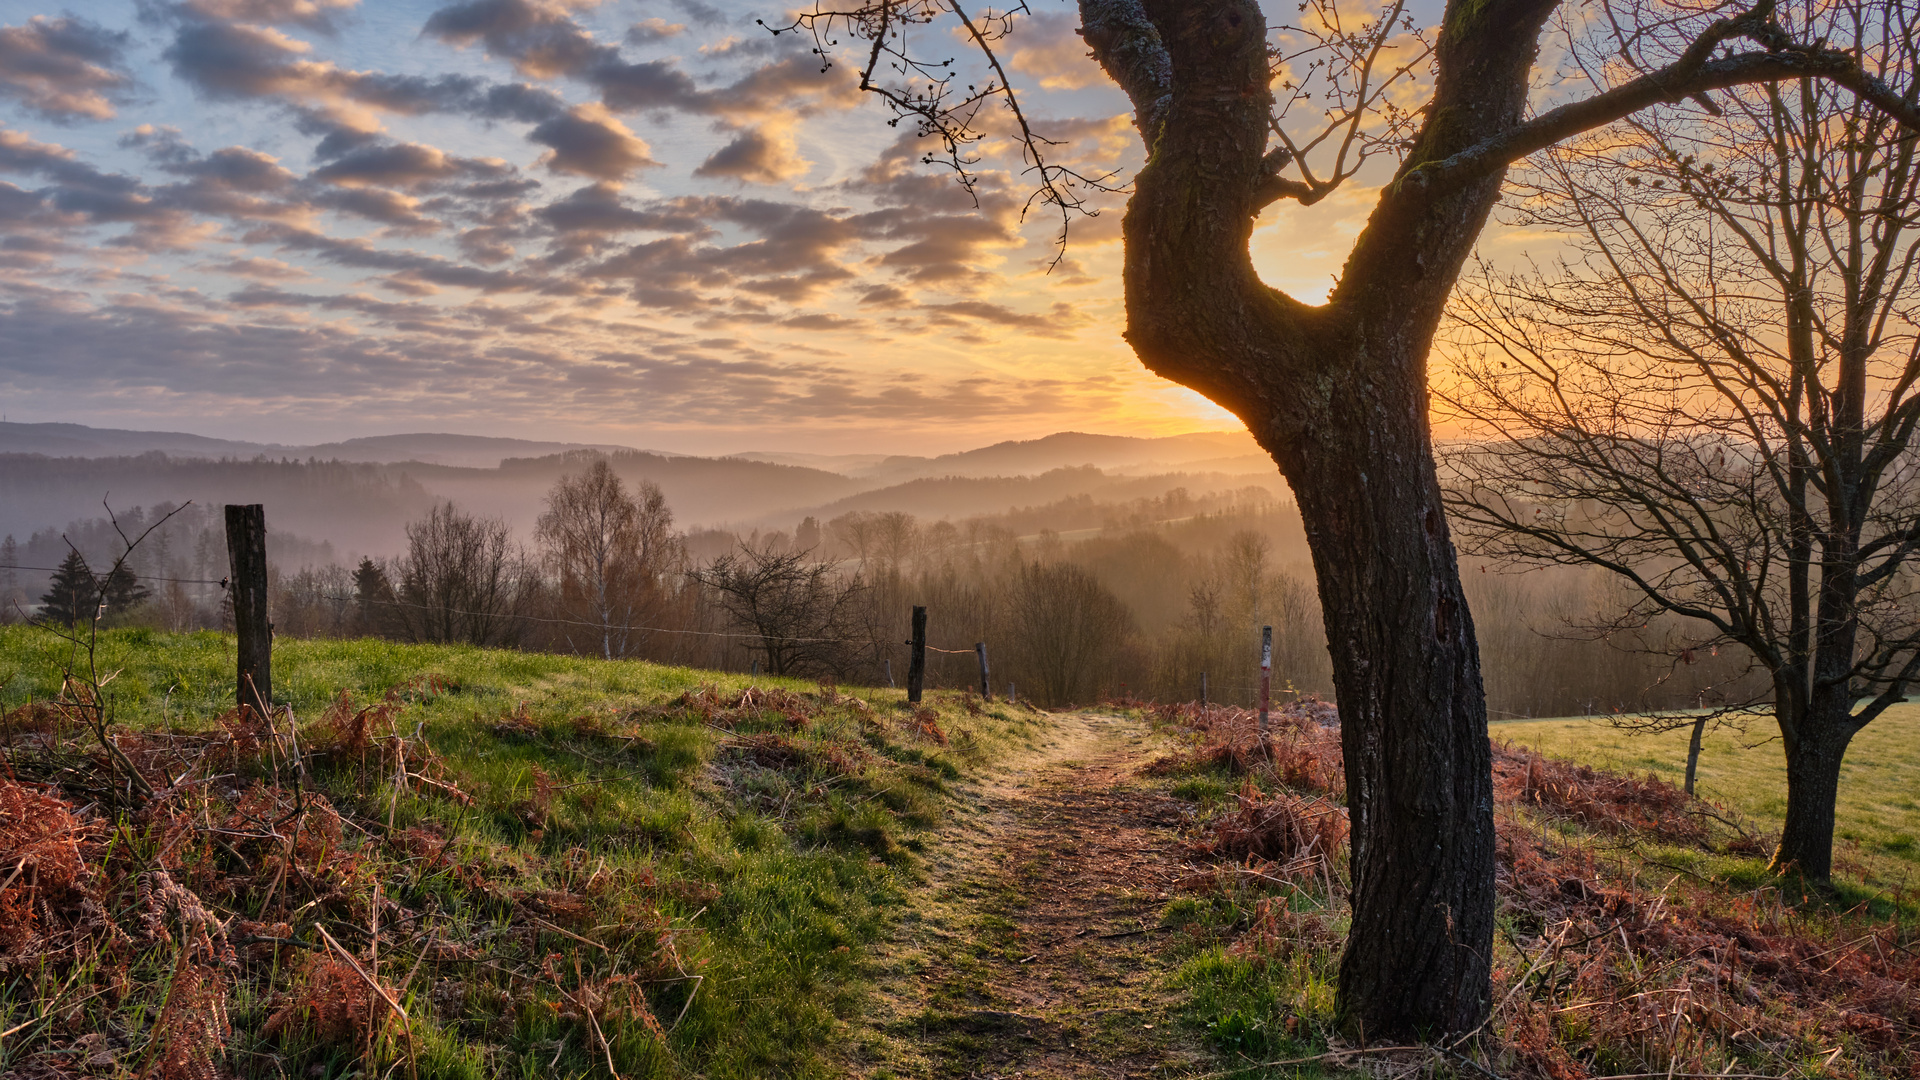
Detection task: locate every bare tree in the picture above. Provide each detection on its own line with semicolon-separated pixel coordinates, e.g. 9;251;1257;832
827;511;877;567
1442;6;1920;881
781;0;1920;1036
1004;561;1135;706
395;503;532;647
695;543;870;677
536;460;678;660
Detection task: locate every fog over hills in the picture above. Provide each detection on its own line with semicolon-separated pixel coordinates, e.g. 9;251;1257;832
736;429;1266;481
0;422;1274;569
0;422;652;468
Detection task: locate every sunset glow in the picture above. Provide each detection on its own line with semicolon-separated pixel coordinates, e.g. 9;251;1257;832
0;0;1306;453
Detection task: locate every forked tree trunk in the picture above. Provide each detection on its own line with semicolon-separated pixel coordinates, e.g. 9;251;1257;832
1081;0;1554;1036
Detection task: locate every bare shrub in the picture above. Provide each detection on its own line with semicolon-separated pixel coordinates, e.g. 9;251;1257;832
1003;560;1133;706
694;542;868;677
392;502;533;647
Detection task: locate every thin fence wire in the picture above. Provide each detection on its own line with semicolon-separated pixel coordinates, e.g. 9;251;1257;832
3;563;986;652
1;563;227;586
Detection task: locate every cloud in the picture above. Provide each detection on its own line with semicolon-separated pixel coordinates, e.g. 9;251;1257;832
422;0;851;121
309;141;510;189
194;255;314;279
858;284;911;308
530;102;657;178
1004;12;1105;91
0;16;136;121
693;124;809;184
922;300;1087;338
421;0;607;80
312;186;436;230
536;181;705;235
181;146;301;191
174;0;361;31
625;17;684;44
161;13;569;139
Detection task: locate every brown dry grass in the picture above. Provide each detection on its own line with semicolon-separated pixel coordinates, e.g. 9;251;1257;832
1144;699;1920;1078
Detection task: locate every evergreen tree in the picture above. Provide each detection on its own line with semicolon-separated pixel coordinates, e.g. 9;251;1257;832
352;556;397;637
101;560;151;618
39;549;97;627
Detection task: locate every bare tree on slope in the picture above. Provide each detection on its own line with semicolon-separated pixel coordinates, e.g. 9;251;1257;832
1442;3;1920;881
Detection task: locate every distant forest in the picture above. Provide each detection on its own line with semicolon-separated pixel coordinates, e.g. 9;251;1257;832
1;453;1760;720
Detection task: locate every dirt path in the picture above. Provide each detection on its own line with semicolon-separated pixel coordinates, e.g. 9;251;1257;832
851;711;1211;1079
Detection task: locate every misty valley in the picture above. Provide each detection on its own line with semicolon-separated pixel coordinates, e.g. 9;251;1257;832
1;422;1755;719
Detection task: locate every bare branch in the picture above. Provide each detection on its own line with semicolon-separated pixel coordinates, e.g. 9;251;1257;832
1415;8;1920;192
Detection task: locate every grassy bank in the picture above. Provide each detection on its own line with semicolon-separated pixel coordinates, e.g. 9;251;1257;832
1495;707;1920;893
1139;701;1919;1078
0;627;1042;1079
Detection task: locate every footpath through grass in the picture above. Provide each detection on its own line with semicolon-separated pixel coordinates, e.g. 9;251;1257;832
0;627;1044;1079
1495;707;1920;898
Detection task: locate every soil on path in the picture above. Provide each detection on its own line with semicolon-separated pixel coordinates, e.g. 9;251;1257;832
851;711;1211;1079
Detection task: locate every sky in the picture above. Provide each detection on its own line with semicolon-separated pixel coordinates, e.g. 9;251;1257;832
0;0;1394;455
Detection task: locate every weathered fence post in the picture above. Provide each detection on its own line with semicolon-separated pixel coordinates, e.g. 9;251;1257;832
884;657;895;689
907;606;927;704
975;641;991;702
1684;716;1707;796
1008;683;1016;705
224;504;271;713
1200;670;1209;708
1258;625;1272;735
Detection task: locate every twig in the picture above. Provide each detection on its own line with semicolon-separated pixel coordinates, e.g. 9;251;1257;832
585;1004;622;1079
668;974;703;1034
1183;1044;1428;1079
1094;924;1175;939
526;914;609;953
315;925;411;1028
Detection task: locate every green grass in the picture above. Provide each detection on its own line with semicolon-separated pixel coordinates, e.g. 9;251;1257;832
0;626;1044;1079
1494;705;1920;895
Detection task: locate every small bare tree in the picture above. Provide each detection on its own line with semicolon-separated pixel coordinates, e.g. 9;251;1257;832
695;543;870;677
1004;561;1135;706
536;460;678;660
1442;2;1920;881
394;503;532;647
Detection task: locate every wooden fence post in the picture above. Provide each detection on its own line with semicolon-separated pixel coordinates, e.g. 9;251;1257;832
1200;670;1208;708
1258;625;1272;735
224;504;271;713
885;657;895;689
975;642;991;702
907;606;927;704
1684;716;1707;796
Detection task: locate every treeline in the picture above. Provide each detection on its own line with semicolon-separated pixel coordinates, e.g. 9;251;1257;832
3;459;1765;717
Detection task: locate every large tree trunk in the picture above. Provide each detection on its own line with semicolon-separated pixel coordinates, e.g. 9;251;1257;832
1279;395;1495;1036
1079;0;1554;1037
1769;660;1860;881
1771;722;1853;881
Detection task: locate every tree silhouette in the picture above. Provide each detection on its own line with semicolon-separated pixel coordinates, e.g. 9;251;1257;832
38;549;97;628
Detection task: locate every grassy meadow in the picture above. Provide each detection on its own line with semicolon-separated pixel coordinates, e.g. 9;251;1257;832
0;626;1044;1079
1495;707;1920;897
